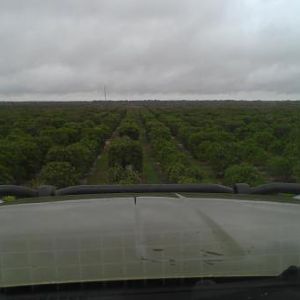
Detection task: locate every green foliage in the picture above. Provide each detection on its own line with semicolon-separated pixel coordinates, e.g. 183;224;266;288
193;141;213;161
119;169;141;184
41;127;79;145
269;140;285;155
155;102;300;185
34;136;53;157
119;122;140;140
206;142;238;175
107;165;124;183
0;164;13;184
108;166;141;184
0;138;41;183
142;112;203;183
81;125;110;144
145;120;172;141
178;176;198;184
39;161;79;188
284;143;300;163
167;163;185;183
267;157;293;181
46;143;95;175
104;112;144;184
0;105;124;186
108;137;143;172
69;143;94;171
188;129;233;155
186;166;204;181
293;163;300;182
3;195;16;202
224;164;264;186
253;130;275;150
0;102;299;187
46;146;70;162
239;141;268;166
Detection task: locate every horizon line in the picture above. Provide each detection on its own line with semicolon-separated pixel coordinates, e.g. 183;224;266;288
0;99;300;102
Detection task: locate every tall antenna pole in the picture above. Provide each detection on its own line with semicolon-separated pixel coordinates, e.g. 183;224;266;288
104;85;107;101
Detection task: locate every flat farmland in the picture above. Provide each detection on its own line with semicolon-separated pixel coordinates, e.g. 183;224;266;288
0;101;299;188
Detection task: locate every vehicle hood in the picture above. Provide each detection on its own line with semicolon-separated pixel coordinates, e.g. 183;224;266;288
0;195;300;287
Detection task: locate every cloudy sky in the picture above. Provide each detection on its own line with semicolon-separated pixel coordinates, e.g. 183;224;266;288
0;0;299;101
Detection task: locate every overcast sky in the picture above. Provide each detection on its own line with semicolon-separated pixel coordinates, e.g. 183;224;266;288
0;0;299;101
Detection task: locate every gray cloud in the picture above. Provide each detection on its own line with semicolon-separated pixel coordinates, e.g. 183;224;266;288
0;0;299;100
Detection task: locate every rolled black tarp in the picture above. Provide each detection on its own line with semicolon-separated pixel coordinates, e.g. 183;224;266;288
0;185;38;198
56;183;233;196
251;183;300;195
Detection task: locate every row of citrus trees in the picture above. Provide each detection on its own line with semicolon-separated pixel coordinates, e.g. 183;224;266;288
2;103;299;188
141;111;203;183
106;110;143;184
152;103;300;186
0;105;125;187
